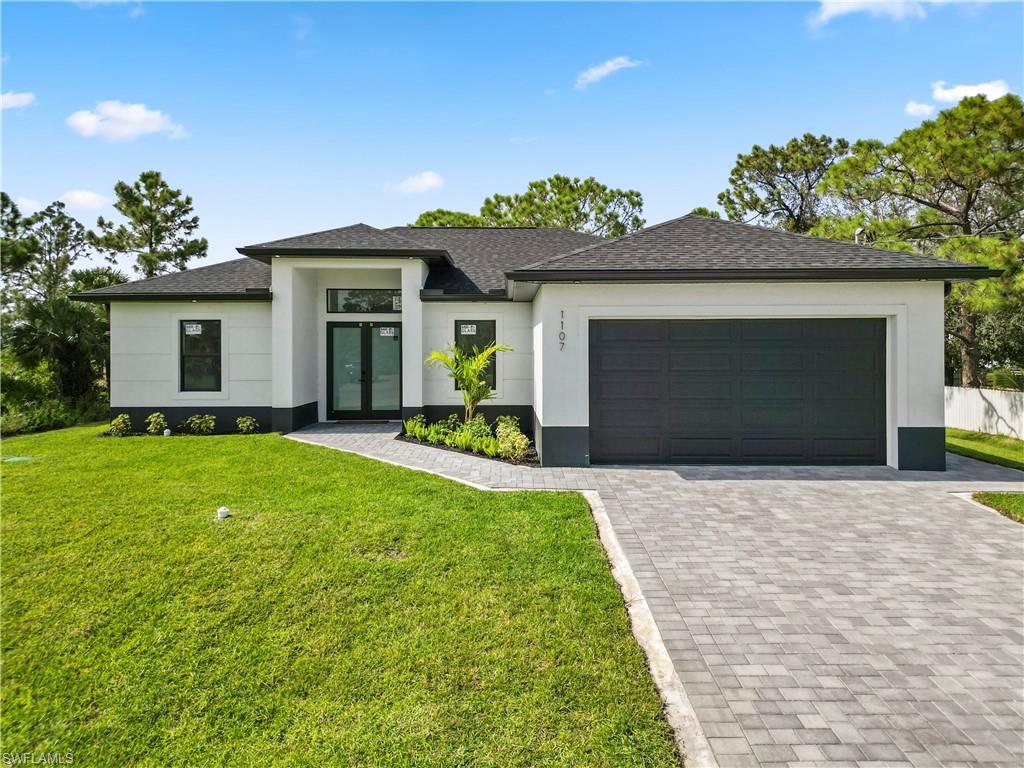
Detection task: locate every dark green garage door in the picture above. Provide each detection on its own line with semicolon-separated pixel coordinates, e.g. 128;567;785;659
589;319;886;465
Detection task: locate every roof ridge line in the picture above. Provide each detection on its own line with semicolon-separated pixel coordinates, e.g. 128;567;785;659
513;213;695;271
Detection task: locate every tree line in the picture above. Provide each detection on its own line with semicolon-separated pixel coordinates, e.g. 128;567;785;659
1;172;207;433
2;93;1020;434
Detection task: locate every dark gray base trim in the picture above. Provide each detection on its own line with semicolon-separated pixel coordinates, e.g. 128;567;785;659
113;406;273;435
401;405;534;436
536;424;590;468
272;402;318;433
898;426;946;471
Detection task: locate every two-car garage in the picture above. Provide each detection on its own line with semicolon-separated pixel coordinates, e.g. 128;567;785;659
588;318;887;465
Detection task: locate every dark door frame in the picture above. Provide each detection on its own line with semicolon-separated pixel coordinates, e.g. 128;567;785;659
326;321;403;420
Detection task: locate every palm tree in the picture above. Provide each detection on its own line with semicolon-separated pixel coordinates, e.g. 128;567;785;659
426;342;511;421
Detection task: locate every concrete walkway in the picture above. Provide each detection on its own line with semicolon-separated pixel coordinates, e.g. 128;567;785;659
289;423;1024;768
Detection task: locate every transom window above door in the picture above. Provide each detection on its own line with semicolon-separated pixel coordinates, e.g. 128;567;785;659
326;289;402;313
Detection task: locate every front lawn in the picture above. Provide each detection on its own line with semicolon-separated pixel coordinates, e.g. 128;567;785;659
1;427;678;767
945;427;1024;471
974;492;1024;524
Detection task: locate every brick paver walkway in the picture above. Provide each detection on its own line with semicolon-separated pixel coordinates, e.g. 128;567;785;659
290;423;1024;768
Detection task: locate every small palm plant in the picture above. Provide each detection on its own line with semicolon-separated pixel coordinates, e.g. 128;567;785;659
426;342;511;421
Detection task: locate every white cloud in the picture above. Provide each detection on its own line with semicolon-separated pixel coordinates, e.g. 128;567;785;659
291;14;313;40
395;171;445;195
809;1;927;26
904;100;935;117
14;197;41;213
2;92;36;110
60;189;110;210
574;56;643;90
931;79;1010;102
66;100;187;141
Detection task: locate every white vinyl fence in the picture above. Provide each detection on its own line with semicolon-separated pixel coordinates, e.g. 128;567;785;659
944;386;1023;439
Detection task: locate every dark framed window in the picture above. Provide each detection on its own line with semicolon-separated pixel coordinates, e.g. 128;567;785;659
180;320;222;392
327;289;402;313
455;319;497;390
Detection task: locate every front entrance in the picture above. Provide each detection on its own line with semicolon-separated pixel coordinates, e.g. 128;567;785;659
327;322;402;420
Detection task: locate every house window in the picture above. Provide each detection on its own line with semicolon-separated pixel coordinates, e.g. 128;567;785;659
454;319;497;390
180;320;222;392
327;289;402;313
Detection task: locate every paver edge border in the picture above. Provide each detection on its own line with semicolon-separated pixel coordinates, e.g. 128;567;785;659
284;432;717;768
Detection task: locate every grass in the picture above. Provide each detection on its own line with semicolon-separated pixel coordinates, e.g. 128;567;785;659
1;426;679;767
945;428;1024;471
973;492;1024;524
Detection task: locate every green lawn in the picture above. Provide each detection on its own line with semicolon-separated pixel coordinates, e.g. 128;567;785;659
945;427;1024;471
974;492;1024;524
1;426;678;767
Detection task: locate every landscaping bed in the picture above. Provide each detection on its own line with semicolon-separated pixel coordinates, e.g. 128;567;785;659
1;425;678;766
400;413;538;465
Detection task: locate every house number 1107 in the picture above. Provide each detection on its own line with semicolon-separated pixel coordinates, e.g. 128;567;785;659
559;310;566;351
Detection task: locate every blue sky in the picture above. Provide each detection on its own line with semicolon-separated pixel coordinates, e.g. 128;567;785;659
2;1;1021;271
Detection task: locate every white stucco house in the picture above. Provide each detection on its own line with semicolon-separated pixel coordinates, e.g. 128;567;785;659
73;214;996;469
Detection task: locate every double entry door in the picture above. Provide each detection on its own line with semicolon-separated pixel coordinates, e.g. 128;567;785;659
327;322;402;420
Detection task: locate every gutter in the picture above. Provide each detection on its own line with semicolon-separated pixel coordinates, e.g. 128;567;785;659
505;266;1002;283
236;246;454;268
70;291;273;303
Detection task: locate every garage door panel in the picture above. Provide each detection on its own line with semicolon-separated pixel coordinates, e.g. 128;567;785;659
596;351;664;372
741;351;805;372
590;318;886;465
670;378;734;399
670;351;733;371
596;379;662;400
740;404;804;429
669;437;733;459
668;404;733;429
741;437;805;458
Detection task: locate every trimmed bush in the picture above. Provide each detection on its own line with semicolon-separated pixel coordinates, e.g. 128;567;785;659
109;413;133;437
236;416;260;434
496;415;530;461
145;412;169;435
182;414;216;436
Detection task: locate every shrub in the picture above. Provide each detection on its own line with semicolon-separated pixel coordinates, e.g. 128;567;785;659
450;429;476;451
464;414;492;440
182;414;216;435
145;412;169;435
474;436;501;458
496;415;530;461
236;416;260;434
109;413;133;437
0;409;31;435
403;413;427;440
425;423;445;445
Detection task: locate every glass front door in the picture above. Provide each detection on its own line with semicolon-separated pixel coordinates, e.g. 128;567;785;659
327;322;402;419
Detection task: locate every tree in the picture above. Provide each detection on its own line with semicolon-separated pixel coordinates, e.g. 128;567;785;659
718;133;850;232
88;170;207;278
426;342;512;421
690;206;721;219
412;209;487;228
822;94;1024;386
412;174;645;237
1;193;39;309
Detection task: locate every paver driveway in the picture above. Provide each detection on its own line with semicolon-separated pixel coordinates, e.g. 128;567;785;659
290;424;1024;768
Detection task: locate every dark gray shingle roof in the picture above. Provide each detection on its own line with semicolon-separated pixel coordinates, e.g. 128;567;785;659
509;214;997;280
240;223;431;253
71;258;270;301
385;226;601;294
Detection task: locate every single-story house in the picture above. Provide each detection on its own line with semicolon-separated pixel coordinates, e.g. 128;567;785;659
73;214;996;469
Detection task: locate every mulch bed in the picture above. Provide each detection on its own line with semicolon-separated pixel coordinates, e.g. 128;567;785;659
395;433;541;467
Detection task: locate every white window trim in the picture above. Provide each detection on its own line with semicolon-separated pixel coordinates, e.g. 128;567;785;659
173;313;230;401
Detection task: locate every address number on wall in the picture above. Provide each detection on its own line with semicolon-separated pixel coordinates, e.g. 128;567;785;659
559;310;566;351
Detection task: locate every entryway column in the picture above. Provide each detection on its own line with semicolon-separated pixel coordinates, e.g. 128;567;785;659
400;260;428;416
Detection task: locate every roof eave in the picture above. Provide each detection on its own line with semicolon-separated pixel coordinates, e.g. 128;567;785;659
236;246;453;267
505;266;1001;283
71;291;273;303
